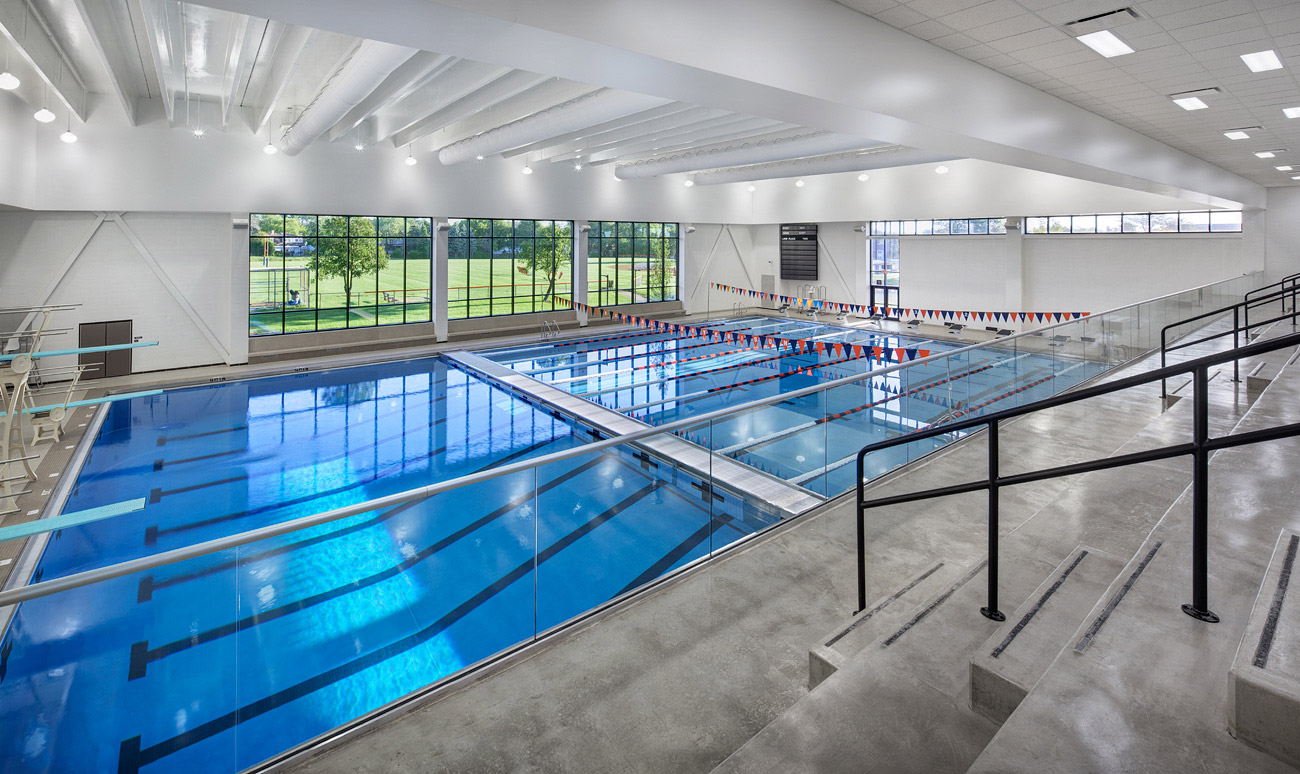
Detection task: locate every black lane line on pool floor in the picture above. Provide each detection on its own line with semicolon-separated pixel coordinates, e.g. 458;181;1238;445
156;425;249;446
127;454;647;679
152;449;242;471
140;402;562;545
117;478;664;773
136;449;614;603
1253;533;1297;669
148;475;250;505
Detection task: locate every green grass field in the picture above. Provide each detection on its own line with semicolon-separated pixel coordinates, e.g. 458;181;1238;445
250;257;675;336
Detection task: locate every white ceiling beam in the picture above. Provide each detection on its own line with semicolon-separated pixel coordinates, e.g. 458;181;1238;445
248;22;311;132
692;146;961;185
183;0;1263;207
424;78;600;151
218;13;253;129
327;50;451;142
0;0;89;121
505;103;707;159
562;114;776;162
372;58;508;143
390;68;549;148
135;0;183;125
582;120;794;165
68;0;138;124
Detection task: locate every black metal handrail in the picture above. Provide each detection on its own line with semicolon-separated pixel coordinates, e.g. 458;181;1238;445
854;330;1300;624
1159;282;1299;394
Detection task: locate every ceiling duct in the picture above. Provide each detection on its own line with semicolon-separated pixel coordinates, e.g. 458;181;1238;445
279;40;418;156
692;147;963;185
1061;7;1141;35
614;130;877;180
438;89;672;165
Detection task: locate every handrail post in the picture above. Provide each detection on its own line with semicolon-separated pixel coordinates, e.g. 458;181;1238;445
1160;328;1168;399
1182;365;1220;623
856;450;867;613
1233;306;1240;383
981;420;1006;622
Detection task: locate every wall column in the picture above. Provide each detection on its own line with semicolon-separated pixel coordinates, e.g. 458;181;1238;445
574;221;589;326
1003;216;1025;315
433;220;449;342
229;215;250;363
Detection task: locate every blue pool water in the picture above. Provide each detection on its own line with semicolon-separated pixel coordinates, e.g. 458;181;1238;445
488;316;1108;495
0;357;764;774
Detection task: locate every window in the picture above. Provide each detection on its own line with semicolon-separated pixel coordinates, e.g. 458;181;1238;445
446;219;574;319
249;213;432;336
1025;210;1242;235
869;238;901;308
869;217;1006;236
587;222;679;306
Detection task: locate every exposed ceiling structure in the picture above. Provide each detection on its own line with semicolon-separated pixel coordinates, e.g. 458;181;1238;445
0;0;1290;203
0;0;955;182
835;0;1300;188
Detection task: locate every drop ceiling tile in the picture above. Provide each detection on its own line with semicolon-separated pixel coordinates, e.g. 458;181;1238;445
835;0;903;12
1015;40;1087;62
906;0;990;16
977;53;1022;67
937;0;1025;30
929;32;981;50
991;26;1073;51
873;4;931;27
1261;4;1300;24
1158;1;1256;29
1170;15;1264;43
903;19;959;39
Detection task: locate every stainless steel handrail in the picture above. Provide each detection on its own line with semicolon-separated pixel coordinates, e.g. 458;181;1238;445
0;273;1261;607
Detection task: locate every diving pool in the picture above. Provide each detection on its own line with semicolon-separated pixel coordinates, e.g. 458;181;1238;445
0;357;762;774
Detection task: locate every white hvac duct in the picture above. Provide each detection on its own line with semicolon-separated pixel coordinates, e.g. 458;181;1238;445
279;40;418;156
692;147;964;185
613;130;878;180
438;89;672;165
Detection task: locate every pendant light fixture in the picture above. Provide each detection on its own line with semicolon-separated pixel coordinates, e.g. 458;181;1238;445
0;8;23;90
263;120;277;154
59;112;76;143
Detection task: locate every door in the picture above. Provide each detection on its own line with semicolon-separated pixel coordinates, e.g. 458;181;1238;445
79;320;132;379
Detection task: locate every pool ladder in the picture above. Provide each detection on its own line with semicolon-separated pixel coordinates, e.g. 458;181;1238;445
539;320;561;340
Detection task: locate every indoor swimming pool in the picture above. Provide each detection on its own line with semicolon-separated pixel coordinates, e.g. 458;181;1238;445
0;358;763;774
486;315;1110;494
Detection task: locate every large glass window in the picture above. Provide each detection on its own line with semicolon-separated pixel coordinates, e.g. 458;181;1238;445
869;238;900;308
871;218;1005;236
249;214;433;336
1024;210;1240;235
446;218;574;319
587;221;679;306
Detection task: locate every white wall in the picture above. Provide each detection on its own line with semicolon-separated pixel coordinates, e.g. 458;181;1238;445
1022;234;1245;313
0;211;235;373
900;237;1012;313
1265;188;1300;279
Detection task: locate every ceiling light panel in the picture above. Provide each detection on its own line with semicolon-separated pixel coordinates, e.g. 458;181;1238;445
1241;50;1283;73
1076;30;1134;57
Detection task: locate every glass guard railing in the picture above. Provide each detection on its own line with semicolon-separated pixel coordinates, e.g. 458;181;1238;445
0;271;1264;774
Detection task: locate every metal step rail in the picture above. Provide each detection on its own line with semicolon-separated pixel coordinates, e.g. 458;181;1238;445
1160;282;1300;396
855;330;1300;626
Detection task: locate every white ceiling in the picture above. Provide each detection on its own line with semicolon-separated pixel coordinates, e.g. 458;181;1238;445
0;0;1290;199
835;0;1300;187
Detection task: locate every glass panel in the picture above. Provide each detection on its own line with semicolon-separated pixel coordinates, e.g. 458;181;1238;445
1071;215;1096;233
1122;214;1149;233
1150;212;1178;232
1049;216;1071;233
1096;214;1122;233
1025;217;1047;234
901;220;916;235
1210;211;1243;232
932;219;949;235
1179;211;1210;232
989;218;1006;234
971;219;989;234
916;220;934;235
950;219;969;235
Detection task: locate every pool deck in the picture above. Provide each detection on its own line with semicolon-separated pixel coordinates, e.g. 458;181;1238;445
446;350;825;517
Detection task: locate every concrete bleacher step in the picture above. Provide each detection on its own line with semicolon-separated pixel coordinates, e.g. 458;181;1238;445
808;560;967;689
969;545;1125;724
967;338;1300;774
1229;529;1300;768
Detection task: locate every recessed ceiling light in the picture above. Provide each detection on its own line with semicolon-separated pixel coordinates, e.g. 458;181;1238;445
573;162;583;171
858;173;870;182
684;179;694;187
193;127;205;138
1285;107;1300;119
1169;88;1220;111
795;180;805;187
353;143;364;151
1224;128;1258;140
1293;175;1300;180
935;165;950;174
475;154;484;161
1173;97;1207;110
1241;50;1283;73
1076;30;1134;58
1256;151;1277;158
1277;166;1294;171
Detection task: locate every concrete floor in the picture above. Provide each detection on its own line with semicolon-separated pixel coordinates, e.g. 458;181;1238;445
273;318;1299;773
